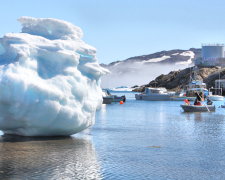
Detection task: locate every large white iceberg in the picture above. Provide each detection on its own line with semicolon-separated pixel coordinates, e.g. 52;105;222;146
0;17;108;136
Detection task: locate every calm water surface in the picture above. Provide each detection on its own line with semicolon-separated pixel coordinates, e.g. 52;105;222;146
1;92;225;179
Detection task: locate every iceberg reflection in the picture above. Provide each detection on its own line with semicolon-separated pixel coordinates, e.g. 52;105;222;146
0;136;102;179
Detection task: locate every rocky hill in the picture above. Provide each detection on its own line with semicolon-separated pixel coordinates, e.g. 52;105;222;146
102;48;201;67
101;48;201;88
133;66;225;92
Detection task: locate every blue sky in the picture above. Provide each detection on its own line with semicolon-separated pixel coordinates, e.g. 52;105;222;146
0;0;225;64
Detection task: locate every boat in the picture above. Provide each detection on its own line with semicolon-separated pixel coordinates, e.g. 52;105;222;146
207;88;224;101
135;87;176;101
102;90;113;104
171;80;209;101
171;67;209;101
180;104;215;112
184;80;209;97
102;89;126;104
112;95;126;102
207;70;224;101
208;95;224;101
103;96;113;104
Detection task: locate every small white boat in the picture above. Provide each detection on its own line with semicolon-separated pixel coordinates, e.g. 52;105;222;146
181;104;215;112
208;95;224;101
135;87;175;101
207;90;224;101
208;74;224;101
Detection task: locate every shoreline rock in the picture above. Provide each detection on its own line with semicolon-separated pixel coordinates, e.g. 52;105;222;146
133;66;225;92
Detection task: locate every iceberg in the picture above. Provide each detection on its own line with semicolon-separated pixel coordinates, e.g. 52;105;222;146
0;17;108;136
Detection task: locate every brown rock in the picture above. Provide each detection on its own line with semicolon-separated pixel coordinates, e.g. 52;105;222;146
133;66;224;92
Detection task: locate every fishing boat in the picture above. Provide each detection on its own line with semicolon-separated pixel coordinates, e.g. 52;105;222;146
135;87;175;101
180;104;215;112
170;80;209;101
172;66;209;101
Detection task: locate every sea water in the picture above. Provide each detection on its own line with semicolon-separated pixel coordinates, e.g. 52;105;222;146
1;92;225;179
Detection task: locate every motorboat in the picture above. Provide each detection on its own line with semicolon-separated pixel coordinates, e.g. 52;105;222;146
185;80;208;97
112;95;126;102
171;80;209;101
207;70;224;101
103;97;113;104
135;87;175;101
102;90;113;104
180;104;215;112
172;66;209;101
208;95;224;101
102;89;126;104
207;88;224;101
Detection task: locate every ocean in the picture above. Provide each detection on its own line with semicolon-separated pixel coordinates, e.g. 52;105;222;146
1;92;225;179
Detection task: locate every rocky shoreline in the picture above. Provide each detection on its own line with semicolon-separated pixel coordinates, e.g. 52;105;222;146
133;66;225;93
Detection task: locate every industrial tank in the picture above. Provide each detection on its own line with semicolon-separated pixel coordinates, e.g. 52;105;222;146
202;44;224;59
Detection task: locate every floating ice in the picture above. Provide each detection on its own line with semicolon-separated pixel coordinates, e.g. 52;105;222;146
0;17;108;136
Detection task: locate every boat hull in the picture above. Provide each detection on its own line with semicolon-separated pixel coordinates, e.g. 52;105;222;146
135;94;196;101
135;94;173;101
180;104;215;112
171;96;196;101
112;95;126;102
103;97;113;104
208;95;224;101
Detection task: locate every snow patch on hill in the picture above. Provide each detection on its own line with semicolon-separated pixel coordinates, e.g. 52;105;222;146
144;55;171;63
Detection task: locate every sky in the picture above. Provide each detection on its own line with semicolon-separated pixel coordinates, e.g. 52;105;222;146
0;0;225;64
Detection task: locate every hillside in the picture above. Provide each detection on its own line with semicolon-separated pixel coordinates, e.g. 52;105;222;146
133;66;225;92
101;48;201;88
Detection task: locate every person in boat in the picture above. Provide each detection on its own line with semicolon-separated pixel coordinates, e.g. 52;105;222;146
194;92;202;106
122;95;126;102
184;99;190;105
196;92;203;101
207;98;213;105
194;98;201;105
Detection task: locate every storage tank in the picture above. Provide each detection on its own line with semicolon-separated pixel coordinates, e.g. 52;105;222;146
202;44;224;59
